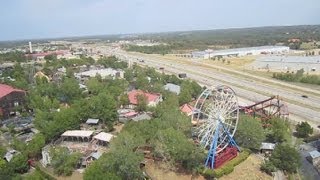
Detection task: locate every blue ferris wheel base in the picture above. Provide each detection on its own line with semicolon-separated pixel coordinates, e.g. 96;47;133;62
205;121;240;169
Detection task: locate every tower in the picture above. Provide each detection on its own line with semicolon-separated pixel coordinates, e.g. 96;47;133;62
29;42;33;53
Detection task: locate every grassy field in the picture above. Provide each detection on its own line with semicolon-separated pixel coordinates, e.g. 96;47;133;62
145;160;205;180
144;154;271;180
202;56;256;69
220;154;272;180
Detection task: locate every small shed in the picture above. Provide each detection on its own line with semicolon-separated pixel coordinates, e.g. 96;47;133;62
260;142;276;154
93;132;114;146
61;130;93;142
307;150;320;165
86;118;100;125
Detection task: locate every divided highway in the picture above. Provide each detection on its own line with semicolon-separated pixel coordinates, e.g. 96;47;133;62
114;50;320;126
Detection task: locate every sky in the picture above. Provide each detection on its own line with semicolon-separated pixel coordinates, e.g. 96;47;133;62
0;0;320;41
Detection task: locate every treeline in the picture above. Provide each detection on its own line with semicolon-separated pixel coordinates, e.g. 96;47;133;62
134;25;320;51
273;69;320;85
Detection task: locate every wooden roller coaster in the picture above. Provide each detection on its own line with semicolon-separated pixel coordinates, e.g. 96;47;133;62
239;95;289;121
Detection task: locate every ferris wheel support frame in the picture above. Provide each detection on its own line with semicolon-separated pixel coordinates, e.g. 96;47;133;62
205;120;240;169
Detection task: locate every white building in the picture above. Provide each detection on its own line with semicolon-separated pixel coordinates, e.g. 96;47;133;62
192;46;290;59
76;68;124;79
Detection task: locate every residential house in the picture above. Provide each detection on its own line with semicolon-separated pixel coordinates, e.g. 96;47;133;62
0;84;26;119
127;90;162;108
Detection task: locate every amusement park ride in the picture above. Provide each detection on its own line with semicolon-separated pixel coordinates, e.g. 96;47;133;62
192;85;288;169
192;85;240;169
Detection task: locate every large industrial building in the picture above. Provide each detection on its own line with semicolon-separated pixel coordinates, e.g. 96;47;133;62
192;46;290;59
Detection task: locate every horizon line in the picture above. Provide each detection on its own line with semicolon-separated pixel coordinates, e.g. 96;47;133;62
1;24;319;43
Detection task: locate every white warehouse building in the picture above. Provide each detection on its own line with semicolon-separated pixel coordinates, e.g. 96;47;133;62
192;46;290;59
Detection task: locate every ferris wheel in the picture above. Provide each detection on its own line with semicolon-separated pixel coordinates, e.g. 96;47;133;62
192;85;240;169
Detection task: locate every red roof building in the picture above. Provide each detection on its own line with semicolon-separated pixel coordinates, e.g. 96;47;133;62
180;103;194;116
0;84;26;118
128;90;162;107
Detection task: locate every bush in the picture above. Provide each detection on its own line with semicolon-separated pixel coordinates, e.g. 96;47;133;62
201;149;251;178
295;121;313;138
260;160;276;175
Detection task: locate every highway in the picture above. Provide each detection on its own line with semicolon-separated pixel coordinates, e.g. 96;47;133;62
114;50;320;126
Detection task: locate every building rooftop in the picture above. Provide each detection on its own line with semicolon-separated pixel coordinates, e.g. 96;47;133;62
124;111;138;117
164;83;181;95
211;46;289;54
0;84;25;99
260;142;276;150
309;150;320;159
180;103;194;116
76;68;123;79
89;152;102;160
61;130;94;138
132;113;152;122
93;132;113;142
128;90;161;105
86;119;100;125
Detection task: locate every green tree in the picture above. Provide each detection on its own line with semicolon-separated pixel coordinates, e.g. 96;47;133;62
235;115;266;150
155;128;205;170
86;77;105;95
44;54;57;61
59;77;82;102
269;144;301;173
51;147;81;176
124;69;134;82
267;118;291;143
296;121;313;138
179;88;192;105
0;146;6;157
84;163;121;180
77;92;118;130
135;94;147;112
260;160;276;175
34;107;79;140
25;133;46;158
0;159;15;180
9;154;29;173
136;73;149;90
85;149;143;180
119;93;130;107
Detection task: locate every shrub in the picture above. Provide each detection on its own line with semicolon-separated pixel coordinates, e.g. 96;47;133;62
260;160;276;175
201;149;251;178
